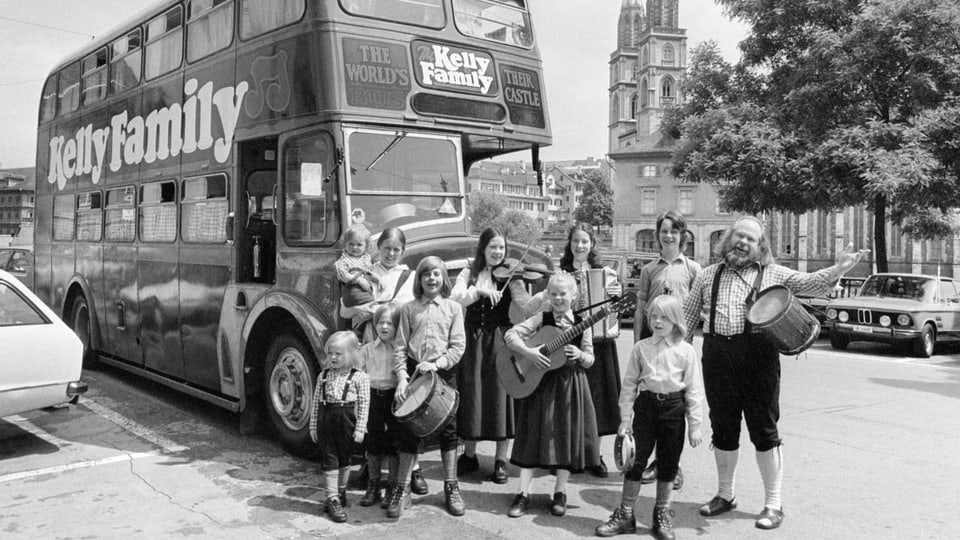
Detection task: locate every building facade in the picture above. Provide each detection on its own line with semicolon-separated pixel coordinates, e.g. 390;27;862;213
0;168;35;238
607;0;956;277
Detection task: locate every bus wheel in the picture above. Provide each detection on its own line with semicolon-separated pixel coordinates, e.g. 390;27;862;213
264;332;318;456
70;296;96;368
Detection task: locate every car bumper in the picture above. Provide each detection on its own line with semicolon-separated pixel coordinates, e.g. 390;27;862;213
0;380;88;418
829;322;921;341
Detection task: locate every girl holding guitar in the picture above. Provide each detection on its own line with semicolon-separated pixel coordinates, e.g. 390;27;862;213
503;272;600;518
560;223;623;477
451;228;544;484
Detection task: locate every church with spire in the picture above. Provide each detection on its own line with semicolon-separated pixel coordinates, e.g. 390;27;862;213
608;0;731;263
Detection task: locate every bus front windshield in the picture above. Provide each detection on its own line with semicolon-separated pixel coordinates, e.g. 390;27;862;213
346;129;464;232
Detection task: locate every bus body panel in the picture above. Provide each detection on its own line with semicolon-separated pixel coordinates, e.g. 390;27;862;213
102;243;142;364
137;244;182;378
180;243;233;390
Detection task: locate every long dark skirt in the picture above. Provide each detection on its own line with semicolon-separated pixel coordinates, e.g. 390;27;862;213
457;324;514;441
585;338;622;436
510;365;600;473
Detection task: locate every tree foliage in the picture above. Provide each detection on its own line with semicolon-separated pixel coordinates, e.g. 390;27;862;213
468;189;541;244
671;0;960;271
573;169;614;233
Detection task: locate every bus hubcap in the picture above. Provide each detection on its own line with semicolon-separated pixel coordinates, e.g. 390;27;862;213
269;347;312;430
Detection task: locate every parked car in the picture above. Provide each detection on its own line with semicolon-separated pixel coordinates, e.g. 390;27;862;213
0;269;87;418
797;277;866;335
0;247;33;287
825;273;960;357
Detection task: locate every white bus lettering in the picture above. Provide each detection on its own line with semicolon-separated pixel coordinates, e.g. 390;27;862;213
47;78;248;190
420;45;493;94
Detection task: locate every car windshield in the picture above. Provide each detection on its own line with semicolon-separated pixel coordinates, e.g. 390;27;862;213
859;275;935;301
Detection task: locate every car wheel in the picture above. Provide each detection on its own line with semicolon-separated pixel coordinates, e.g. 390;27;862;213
70;296;97;367
264;332;319;457
830;331;849;350
912;324;935;358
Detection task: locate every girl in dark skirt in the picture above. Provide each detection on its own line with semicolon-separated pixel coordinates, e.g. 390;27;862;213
503;272;600;518
451;228;541;484
560;223;623;477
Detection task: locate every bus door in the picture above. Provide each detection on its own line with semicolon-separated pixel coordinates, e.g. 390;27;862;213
179;173;233;390
237;138;278;284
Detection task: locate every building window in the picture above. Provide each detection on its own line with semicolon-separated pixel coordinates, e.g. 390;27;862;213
709;230;724;263
640;188;657;215
923;239;946;263
683;231;695;259
662;44;675;66
640;79;649;108
630;93;638;120
641;165;658;177
678;188;694;215
779;213;795;255
636;229;656;252
889;223;904;258
660;76;675;107
816;210;829;255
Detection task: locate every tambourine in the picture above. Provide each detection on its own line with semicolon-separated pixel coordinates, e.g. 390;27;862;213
614;432;636;472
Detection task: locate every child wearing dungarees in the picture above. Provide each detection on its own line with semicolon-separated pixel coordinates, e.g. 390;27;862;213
309;331;370;523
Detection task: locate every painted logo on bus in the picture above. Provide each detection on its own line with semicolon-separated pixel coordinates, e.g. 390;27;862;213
343;38;411;111
46;78;248;190
412;40;497;96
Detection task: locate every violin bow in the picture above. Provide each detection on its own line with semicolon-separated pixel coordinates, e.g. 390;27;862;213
501;240;534;283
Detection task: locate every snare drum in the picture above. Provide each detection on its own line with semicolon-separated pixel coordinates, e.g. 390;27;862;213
392;371;459;438
747;285;820;355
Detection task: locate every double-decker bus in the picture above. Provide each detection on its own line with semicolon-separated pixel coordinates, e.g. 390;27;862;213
34;0;551;453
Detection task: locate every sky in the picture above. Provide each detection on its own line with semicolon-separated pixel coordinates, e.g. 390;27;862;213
0;0;748;169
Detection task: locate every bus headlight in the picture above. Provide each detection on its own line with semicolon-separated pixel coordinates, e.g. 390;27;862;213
879;315;891;327
838;311;849;322
826;308;837;320
897;314;911;326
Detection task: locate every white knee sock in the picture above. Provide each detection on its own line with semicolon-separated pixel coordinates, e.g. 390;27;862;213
715;448;739;501
756;446;783;510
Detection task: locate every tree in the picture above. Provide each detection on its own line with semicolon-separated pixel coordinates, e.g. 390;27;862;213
671;0;960;272
468;190;541;244
573;169;614;234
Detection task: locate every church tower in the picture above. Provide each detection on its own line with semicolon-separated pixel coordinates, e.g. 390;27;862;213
608;0;686;151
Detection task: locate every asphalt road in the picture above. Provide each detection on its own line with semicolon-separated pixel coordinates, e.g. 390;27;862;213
2;333;958;539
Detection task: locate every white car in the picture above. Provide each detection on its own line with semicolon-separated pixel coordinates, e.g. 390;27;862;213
0;269;87;417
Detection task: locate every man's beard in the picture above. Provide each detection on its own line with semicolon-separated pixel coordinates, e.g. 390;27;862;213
724;245;757;269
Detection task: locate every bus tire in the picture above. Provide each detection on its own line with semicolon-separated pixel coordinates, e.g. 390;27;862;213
70;296;97;368
263;332;319;457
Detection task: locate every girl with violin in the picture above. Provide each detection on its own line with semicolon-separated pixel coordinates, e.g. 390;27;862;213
451;228;546;484
559;223;623;478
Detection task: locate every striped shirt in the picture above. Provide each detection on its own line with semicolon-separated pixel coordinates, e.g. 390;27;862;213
308;368;370;441
683;261;839;337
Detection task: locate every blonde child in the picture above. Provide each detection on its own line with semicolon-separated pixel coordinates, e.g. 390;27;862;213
595;295;704;539
387;256;467;518
504;272;600;518
309;331;370;523
336;224;381;308
358;304;402;510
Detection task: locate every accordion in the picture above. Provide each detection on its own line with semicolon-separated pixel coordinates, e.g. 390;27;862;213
577;268;620;340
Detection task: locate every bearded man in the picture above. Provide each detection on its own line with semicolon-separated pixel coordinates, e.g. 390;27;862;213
682;216;866;531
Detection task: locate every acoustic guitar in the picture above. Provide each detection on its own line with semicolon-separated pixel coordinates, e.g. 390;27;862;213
496;292;637;399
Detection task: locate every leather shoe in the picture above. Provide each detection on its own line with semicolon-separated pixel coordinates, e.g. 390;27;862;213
640;460;657;484
755;507;784;530
589;456;609;478
550;492;567;516
444;481;466;516
507;493;529;518
700;495;737;517
489;459;508;484
410;468;428;495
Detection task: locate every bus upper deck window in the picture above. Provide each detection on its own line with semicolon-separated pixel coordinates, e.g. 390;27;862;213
340;0;444;29
240;0;305;39
81;48;108;107
111;29;142;94
453;0;533;48
187;0;235;62
40;76;57;122
57;62;81;116
145;6;183;80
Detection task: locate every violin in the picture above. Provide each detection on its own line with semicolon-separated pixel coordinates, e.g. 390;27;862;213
491;258;554;283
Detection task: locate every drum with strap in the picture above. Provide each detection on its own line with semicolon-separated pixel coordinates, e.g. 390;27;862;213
392;371;459;438
746;285;820;355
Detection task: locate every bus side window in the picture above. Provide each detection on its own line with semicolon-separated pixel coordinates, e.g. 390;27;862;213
283;132;340;246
